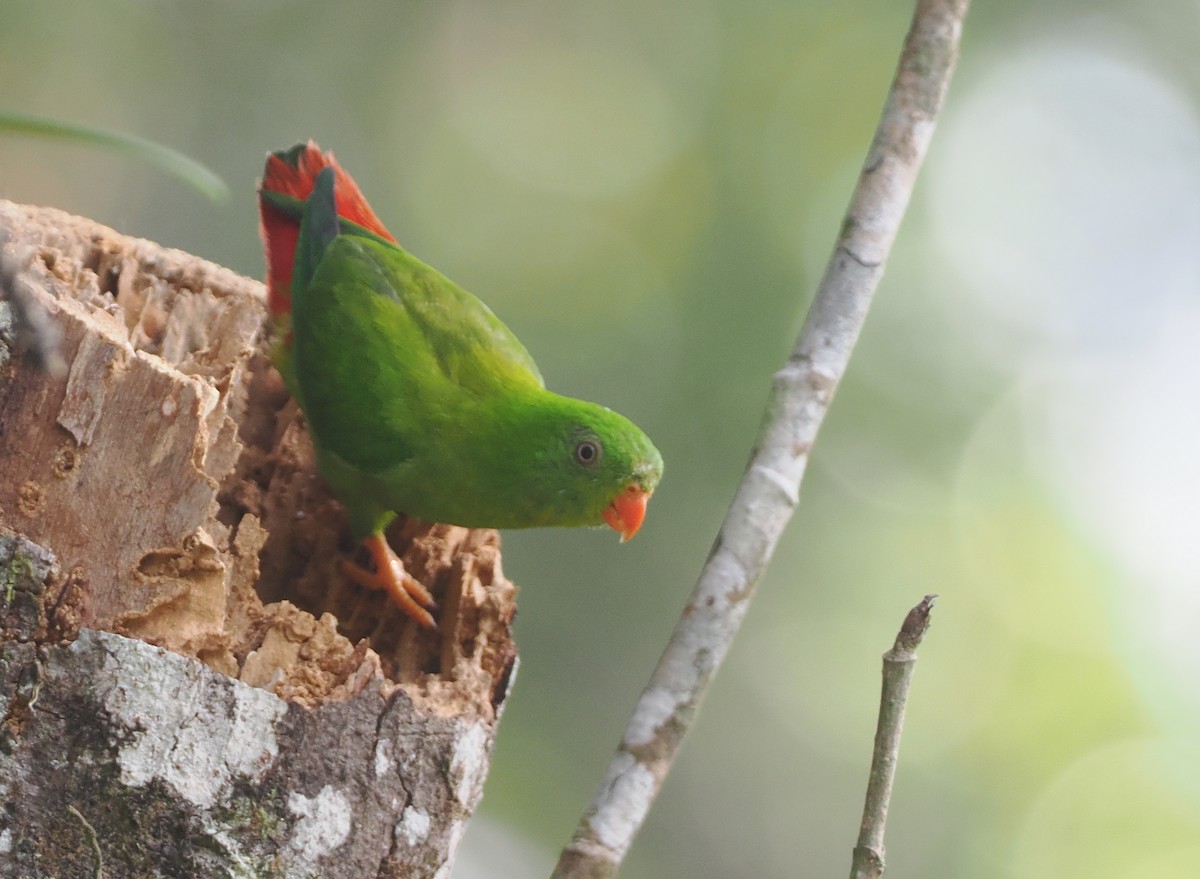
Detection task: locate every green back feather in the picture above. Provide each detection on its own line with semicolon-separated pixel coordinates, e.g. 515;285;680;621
292;167;340;304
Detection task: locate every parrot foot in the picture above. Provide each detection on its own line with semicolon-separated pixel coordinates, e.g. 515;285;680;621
342;532;437;629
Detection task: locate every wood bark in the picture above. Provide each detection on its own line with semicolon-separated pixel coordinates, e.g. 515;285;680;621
0;201;519;878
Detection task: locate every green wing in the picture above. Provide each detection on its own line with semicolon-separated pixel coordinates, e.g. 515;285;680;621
291;230;544;476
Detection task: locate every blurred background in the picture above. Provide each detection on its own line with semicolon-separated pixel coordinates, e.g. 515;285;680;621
4;0;1199;876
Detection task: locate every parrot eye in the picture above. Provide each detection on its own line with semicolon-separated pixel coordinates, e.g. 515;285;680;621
574;438;602;467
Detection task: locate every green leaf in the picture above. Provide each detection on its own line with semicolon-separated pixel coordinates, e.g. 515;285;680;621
0;110;229;204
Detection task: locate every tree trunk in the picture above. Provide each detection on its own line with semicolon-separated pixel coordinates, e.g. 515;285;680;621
0;201;518;879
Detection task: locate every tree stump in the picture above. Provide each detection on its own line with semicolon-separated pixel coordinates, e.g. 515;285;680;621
0;201;518;879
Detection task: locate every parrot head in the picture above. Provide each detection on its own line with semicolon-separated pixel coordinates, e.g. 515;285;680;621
505;393;663;540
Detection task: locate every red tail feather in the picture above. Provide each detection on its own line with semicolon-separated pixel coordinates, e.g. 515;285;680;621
258;141;396;318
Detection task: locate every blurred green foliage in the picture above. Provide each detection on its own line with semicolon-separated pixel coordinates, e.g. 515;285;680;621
4;1;1199;877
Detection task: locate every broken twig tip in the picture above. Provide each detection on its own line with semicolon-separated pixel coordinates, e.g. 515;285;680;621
892;593;937;656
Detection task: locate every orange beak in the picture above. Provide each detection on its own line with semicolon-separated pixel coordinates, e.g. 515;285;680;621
602;485;651;543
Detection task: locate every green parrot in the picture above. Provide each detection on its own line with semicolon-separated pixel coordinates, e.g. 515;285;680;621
258;143;663;629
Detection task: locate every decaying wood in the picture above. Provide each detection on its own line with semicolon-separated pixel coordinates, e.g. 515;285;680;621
0;201;519;878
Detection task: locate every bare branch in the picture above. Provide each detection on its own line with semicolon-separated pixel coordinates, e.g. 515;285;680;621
851;594;937;879
551;2;969;876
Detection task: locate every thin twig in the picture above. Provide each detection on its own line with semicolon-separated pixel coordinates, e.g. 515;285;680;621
67;804;105;879
851;595;937;879
551;2;969;877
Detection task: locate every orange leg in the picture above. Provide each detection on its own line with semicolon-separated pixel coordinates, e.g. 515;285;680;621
341;532;437;629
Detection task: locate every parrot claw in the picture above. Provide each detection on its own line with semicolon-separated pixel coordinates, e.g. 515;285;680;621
342;532;438;629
